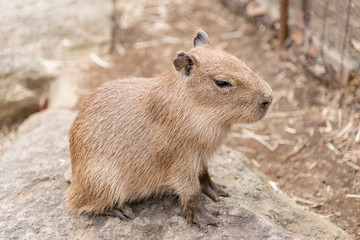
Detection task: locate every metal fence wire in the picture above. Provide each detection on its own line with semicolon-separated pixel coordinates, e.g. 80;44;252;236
288;0;360;84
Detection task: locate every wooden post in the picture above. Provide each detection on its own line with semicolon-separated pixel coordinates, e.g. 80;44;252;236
279;0;289;48
302;0;310;27
339;0;352;85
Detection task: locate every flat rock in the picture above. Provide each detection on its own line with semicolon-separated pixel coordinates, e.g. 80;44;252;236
0;109;352;240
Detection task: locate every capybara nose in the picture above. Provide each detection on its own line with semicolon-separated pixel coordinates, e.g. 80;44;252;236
261;94;272;110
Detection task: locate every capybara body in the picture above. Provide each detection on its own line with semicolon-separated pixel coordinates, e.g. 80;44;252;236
66;30;272;231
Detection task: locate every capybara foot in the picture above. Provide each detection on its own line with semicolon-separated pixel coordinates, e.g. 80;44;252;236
185;195;222;232
199;169;229;202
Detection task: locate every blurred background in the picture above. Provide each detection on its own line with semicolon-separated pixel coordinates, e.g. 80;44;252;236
0;0;359;238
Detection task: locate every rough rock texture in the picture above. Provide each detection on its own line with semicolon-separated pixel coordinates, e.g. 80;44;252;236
0;0;113;123
0;65;54;125
0;109;352;239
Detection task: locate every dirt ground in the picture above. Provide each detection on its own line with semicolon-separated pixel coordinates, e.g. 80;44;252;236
2;0;359;238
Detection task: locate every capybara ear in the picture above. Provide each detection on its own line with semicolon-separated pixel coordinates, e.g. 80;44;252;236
193;29;209;48
173;51;197;76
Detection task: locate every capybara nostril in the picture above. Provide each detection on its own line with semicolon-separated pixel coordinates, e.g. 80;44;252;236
260;92;273;110
261;101;270;109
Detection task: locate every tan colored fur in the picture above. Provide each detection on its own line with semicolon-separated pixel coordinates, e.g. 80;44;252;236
66;32;272;216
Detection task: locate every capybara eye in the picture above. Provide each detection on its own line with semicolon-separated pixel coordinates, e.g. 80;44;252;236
214;79;232;88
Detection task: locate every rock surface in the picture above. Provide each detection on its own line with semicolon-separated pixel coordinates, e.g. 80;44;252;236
0;109;352;240
0;64;54;125
0;0;113;123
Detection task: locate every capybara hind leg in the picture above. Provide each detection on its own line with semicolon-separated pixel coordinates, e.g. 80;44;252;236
111;203;135;220
199;168;229;202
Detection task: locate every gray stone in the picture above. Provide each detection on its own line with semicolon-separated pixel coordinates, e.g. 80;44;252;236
0;109;353;240
0;0;113;123
0;64;54;125
0;0;113;66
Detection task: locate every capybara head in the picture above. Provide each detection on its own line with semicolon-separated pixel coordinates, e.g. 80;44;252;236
173;30;273;125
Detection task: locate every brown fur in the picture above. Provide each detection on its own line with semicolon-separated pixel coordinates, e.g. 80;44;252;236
66;30;272;221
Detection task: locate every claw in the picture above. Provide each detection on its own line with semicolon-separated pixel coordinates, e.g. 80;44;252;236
111;208;128;220
215;220;223;227
120;204;135;219
202;186;219;202
198;222;208;232
111;203;135;220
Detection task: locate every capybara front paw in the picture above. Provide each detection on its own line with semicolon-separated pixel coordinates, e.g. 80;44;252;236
187;206;222;232
199;169;229;202
185;195;222;232
202;182;229;202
